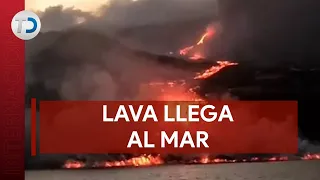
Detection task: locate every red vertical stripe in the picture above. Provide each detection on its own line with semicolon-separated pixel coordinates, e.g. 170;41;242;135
31;98;37;156
0;0;25;179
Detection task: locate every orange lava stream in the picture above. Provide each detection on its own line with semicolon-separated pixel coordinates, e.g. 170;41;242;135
146;80;204;101
102;154;163;167
64;160;86;169
142;60;238;101
301;153;320;160
63;153;320;169
194;156;290;164
189;53;205;60
179;45;194;56
63;154;163;169
194;61;238;79
179;25;215;60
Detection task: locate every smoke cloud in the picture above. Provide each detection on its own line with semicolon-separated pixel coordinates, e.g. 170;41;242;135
35;0;219;54
26;0;222;102
37;0;218;32
298;137;320;154
27;29;198;102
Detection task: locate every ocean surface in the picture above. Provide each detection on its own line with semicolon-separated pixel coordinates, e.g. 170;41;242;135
26;160;320;180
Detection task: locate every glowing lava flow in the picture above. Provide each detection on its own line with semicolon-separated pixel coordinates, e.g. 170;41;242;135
142;60;238;101
146;80;204;101
141;61;239;101
179;25;216;60
63;160;86;169
63;154;320;169
194;60;238;79
195;156;289;164
302;153;320;160
102;154;163;167
190;154;320;164
63;154;163;169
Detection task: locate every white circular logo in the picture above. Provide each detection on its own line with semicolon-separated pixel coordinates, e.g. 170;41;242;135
11;10;41;40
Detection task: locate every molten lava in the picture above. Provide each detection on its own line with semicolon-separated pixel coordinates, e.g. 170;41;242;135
190;53;205;60
302;153;320;160
64;154;163;169
63;160;85;169
179;45;194;56
194;61;238;79
193;154;319;165
146;80;204;101
63;153;320;169
102;154;163;167
179;24;216;60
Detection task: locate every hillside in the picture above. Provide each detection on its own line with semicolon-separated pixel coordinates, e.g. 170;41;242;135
25;29;216;105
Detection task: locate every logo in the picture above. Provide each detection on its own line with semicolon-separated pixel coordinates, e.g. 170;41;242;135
11;10;41;40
